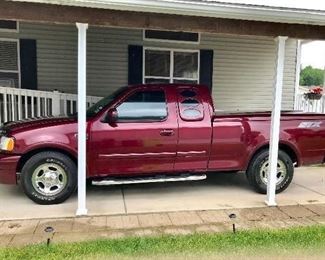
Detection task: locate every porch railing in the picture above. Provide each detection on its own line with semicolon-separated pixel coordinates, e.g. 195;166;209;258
0;86;102;125
295;94;325;113
1;87;324;126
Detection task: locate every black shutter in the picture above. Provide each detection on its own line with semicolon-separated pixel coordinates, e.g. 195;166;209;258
199;49;214;91
128;45;143;85
20;39;37;90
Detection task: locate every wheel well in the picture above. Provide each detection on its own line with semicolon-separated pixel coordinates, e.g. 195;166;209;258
248;143;298;169
16;147;77;173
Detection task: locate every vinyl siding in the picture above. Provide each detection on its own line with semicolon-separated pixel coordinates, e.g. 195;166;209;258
0;22;298;111
0;23;78;93
200;34;297;111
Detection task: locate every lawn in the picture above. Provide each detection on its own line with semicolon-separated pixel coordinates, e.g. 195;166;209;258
1;225;325;259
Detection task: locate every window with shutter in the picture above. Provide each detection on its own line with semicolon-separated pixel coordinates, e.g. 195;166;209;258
128;45;213;90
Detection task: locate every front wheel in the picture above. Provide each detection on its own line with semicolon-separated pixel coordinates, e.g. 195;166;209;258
20;151;77;205
246;149;294;194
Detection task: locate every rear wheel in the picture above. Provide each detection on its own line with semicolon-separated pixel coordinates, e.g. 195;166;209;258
20;151;77;205
246;149;294;194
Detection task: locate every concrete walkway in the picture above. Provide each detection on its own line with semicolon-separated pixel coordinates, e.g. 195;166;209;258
0;166;324;220
0;203;325;247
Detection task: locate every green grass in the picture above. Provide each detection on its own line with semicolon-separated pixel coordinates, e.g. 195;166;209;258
1;225;325;259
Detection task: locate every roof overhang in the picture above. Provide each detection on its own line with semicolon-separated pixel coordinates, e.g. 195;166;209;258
3;1;325;40
9;0;325;26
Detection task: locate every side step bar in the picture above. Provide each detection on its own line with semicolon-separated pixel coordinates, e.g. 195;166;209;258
92;174;207;186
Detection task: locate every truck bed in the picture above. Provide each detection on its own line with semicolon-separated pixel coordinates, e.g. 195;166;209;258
210;110;325;171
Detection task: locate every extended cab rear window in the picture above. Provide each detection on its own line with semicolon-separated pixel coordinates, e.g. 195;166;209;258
116;90;167;121
178;88;204;121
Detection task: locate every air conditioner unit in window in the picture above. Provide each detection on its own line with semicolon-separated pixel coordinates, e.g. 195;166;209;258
0;79;15;88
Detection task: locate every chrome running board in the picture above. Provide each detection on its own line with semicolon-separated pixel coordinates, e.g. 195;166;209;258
92;174;206;186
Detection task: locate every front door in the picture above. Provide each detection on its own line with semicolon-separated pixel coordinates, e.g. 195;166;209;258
91;87;178;176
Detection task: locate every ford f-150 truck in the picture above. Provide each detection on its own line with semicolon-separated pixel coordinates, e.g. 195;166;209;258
0;84;325;204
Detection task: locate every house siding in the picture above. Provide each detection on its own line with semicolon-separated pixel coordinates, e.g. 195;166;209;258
0;22;297;111
201;34;297;111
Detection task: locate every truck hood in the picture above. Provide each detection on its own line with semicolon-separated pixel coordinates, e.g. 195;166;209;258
0;117;77;135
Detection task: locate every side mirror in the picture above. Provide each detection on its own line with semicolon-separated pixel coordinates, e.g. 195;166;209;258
106;108;118;124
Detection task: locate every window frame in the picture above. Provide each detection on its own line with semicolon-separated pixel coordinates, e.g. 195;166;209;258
115;88;169;123
0;21;19;33
143;47;200;85
143;29;200;44
0;38;21;88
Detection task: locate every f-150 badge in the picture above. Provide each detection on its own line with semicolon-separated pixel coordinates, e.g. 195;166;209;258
298;122;322;128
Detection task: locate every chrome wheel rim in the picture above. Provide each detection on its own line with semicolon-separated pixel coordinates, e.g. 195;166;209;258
259;159;287;185
31;163;68;196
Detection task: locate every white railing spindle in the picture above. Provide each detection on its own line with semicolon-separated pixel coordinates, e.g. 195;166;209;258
295;94;325;113
3;91;8;123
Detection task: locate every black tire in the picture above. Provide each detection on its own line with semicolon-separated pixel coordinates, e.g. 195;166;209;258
20;151;77;205
246;149;294;194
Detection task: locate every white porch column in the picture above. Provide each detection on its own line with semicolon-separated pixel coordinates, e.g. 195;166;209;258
294;40;302;110
76;23;88;216
265;36;288;206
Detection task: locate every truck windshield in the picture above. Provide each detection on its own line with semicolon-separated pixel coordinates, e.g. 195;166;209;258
86;86;128;118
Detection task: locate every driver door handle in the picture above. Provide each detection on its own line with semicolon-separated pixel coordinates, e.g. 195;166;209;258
160;129;174;136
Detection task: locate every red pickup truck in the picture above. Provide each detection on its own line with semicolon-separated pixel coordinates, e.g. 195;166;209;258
1;84;325;204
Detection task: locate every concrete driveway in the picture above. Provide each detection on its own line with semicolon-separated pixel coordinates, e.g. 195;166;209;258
0;166;324;220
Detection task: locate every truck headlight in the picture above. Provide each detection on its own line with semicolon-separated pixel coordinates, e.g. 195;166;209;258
0;136;15;152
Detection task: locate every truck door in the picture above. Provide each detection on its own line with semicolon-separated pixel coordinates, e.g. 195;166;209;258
175;86;213;171
90;87;178;175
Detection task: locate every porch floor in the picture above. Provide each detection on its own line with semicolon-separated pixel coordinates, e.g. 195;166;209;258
0;166;324;221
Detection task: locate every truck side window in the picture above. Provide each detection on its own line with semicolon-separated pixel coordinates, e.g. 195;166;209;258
116;90;167;121
179;88;204;121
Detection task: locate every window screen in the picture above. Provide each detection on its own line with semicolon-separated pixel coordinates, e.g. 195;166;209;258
144;49;199;84
0;40;19;87
145;50;170;78
174;52;198;79
0;41;18;71
117;90;167;121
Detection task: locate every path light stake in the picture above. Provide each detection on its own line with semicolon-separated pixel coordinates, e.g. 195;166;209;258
44;226;54;246
229;213;237;234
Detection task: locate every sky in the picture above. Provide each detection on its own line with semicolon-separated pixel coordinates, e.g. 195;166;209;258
301;41;325;69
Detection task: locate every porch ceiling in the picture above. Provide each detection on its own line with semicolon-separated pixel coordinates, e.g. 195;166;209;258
2;1;325;40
